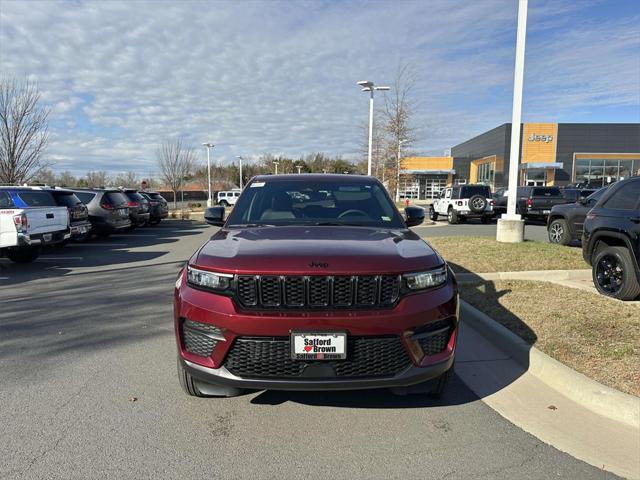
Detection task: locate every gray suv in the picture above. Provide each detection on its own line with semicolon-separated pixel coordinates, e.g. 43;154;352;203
72;189;131;238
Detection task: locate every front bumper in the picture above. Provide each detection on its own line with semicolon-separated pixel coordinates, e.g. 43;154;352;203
174;270;459;391
181;354;454;391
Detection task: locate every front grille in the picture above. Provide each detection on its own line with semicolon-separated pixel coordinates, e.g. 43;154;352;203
236;275;401;309
225;336;411;379
416;319;453;356
182;320;221;357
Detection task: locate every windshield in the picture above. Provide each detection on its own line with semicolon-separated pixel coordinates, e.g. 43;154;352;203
226;179;405;228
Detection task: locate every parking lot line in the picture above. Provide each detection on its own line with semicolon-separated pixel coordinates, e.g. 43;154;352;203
65;243;127;247
38;256;84;261
111;234;159;237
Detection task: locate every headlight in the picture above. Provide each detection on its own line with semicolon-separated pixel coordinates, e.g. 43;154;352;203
187;265;232;291
404;266;447;290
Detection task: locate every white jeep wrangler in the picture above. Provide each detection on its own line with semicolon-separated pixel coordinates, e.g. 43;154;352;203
430;185;494;224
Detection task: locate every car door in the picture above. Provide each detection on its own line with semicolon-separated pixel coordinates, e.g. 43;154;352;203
437;188;451;214
572;188;607;237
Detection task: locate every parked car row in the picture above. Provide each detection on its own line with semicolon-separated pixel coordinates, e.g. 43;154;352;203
428;184;597;225
0;186;169;263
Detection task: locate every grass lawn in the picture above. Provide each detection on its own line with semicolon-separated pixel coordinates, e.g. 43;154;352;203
461;280;640;396
427;236;587;273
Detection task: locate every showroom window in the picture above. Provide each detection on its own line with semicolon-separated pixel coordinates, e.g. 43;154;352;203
573;158;638;187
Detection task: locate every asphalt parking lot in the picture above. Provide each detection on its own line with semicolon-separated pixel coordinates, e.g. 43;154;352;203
0;221;608;480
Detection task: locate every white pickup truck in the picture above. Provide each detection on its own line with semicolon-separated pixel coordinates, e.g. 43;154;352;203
0;188;70;263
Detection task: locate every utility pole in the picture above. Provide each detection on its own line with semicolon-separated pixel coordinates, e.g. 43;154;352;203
497;0;528;243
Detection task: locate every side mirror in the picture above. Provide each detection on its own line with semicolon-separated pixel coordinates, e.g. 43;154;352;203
204;206;225;226
578;197;588;206
404;206;425;227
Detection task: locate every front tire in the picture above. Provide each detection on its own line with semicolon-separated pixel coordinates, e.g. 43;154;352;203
429;206;438;221
219;200;229;208
548;219;571;245
6;247;40;264
177;357;208;397
592;246;640;301
447;208;458;225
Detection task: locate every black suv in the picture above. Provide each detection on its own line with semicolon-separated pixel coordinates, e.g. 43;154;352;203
140;192;169;225
582;177;640;301
48;188;92;242
121;189;151;227
547;187;609;245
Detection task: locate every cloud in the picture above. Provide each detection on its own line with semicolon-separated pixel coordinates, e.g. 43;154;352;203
0;0;638;175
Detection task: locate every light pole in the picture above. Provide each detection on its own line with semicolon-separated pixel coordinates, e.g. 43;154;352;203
296;164;302;174
497;0;528;243
395;138;406;203
357;80;390;176
273;160;279;175
235;156;244;190
202;142;214;207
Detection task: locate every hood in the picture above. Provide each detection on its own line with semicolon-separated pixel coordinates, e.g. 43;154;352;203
194;226;443;275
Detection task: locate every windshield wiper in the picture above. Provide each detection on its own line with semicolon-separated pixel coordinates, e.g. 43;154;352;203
227;223;276;228
313;221;366;227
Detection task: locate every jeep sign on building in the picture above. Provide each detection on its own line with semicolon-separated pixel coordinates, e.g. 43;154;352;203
399;123;640;199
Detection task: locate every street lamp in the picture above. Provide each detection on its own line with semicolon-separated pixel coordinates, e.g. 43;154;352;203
273;160;279;175
296;164;303;174
202;142;215;207
357;80;390;176
235;156;244;190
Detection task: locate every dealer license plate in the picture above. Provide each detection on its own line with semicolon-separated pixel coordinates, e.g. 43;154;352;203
543;210;551;214
291;332;347;360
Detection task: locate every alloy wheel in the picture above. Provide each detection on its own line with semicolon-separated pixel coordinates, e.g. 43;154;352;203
549;223;564;243
595;254;623;294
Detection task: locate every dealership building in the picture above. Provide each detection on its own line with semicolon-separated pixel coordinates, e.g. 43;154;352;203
400;123;640;199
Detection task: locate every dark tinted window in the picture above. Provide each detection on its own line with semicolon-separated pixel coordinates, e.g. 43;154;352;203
105;192;129;206
226;179;404;228
0;191;13;208
585;188;607;205
17;191;57;207
147;193;166;201
603;182;640;210
124;191;145;202
75;192;96;204
532;188;561;197
52;192;83;207
461;186;491;197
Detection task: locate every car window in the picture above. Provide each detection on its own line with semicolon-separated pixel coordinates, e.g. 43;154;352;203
53;192;83;207
532;188;561;197
461;186;491;197
444;189;451;199
585;188;607;205
75;192;96;204
17;191;58;207
602;182;640;210
0;191;13;208
234;192;240;197
105;192;129;206
124;192;145;202
226;179;405;228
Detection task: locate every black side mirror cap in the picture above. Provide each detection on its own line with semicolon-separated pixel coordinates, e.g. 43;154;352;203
204;206;225;226
404;206;425;227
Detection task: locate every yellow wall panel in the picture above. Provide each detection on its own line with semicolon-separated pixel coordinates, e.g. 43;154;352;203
401;156;453;171
522;123;558;164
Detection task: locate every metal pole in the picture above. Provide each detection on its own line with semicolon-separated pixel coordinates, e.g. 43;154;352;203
239;157;243;190
296;165;301;174
206;147;212;208
505;0;528;219
367;89;374;176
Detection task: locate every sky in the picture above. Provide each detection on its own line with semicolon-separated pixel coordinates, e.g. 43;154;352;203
1;0;639;176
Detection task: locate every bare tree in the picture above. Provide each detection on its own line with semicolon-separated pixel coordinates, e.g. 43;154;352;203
57;170;78;187
0;78;50;184
80;170;110;188
113;171;139;188
157;138;197;209
382;63;418;201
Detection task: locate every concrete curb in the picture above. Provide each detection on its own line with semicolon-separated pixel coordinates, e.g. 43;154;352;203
456;269;591;283
461;300;640;428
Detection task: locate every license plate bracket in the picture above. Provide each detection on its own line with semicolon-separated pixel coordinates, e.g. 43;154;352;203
290;332;347;360
43;233;52;243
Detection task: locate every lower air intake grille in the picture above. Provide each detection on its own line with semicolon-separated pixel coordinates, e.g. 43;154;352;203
416;319;452;356
182;320;221;358
224;336;411;379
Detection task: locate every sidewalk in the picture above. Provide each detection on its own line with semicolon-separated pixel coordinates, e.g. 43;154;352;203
457;303;640;479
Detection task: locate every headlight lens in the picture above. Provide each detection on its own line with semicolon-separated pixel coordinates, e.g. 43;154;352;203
187;265;232;291
404;266;447;290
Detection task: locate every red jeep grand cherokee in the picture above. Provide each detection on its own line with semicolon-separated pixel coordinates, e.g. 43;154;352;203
174;175;458;397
